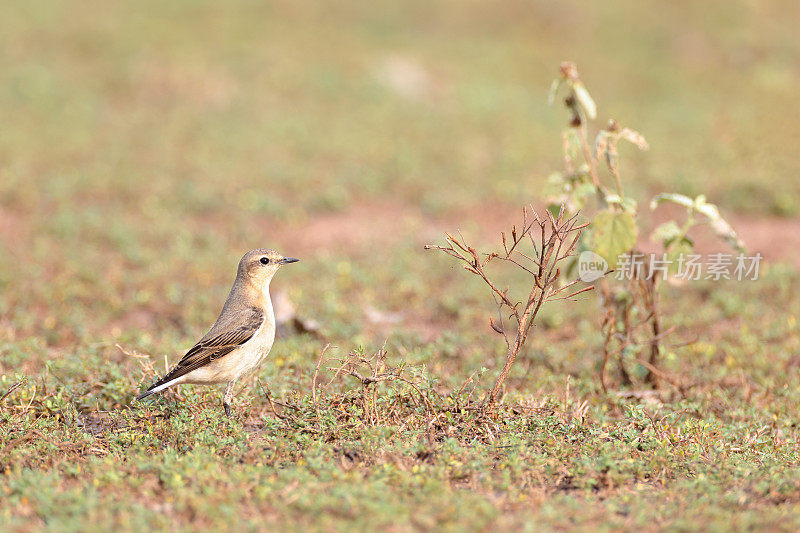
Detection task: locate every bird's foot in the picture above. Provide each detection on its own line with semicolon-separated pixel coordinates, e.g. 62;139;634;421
223;380;236;419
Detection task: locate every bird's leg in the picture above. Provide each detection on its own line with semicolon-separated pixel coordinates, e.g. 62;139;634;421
223;381;236;418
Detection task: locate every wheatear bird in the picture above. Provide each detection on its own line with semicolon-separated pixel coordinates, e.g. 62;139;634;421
136;249;299;416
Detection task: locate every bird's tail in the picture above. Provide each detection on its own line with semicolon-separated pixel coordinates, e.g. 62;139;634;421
135;389;155;402
135;374;181;402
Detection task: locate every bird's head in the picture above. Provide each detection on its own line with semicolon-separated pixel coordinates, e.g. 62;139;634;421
238;248;299;287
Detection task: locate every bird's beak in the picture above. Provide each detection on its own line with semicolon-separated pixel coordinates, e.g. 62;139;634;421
280;257;299;265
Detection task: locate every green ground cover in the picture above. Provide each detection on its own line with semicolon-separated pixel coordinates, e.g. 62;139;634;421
2;1;800;530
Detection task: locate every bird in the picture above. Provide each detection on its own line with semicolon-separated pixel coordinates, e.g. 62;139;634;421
136;248;299;417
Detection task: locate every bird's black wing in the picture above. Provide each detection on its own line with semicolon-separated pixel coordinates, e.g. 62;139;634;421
139;307;265;396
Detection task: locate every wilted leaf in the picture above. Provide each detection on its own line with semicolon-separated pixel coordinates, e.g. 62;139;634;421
548;78;563;107
572;82;597;120
694;199;719;220
592;210;638;266
691;196;745;251
650;192;694;210
274;289;323;338
709;217;746;253
651;193;745;253
594;131;610;161
620;128;649;150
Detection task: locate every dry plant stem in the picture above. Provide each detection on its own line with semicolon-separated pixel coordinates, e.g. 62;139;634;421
607;159;625;196
642;277;662;384
578;122;601;189
600;310;614;393
426;205;590;404
633;357;692;396
315;346;436;427
564;93;602;194
621;276;635;385
312;343;333;414
598;254;682;389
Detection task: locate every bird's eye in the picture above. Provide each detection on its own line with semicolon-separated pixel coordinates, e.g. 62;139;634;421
260;257;270;265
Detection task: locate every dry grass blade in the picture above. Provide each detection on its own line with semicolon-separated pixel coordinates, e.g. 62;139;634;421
1;378;27;404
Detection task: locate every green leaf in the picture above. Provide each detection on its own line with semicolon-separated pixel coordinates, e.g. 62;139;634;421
564;128;582;165
621;197;638;213
592;210;638;266
573;182;597;203
651;221;682;248
666;239;694;274
605;194;638;214
563;256;579;280
546;203;563;219
542;172;567;200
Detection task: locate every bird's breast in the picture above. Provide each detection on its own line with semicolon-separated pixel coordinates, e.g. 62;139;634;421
236;319;276;375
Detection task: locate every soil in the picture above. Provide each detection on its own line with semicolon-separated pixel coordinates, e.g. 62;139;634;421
270;200;800;267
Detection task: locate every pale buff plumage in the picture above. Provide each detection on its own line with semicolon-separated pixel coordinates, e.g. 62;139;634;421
136;249;298;416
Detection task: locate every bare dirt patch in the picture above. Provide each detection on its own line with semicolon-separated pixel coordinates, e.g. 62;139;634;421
269;200;800;267
269;201;544;257
264;200;800;342
0;207;32;254
643;202;800;266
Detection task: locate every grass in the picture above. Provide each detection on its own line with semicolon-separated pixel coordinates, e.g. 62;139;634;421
2;0;800;530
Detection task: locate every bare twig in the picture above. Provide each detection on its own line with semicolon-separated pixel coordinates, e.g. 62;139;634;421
426;204;590;404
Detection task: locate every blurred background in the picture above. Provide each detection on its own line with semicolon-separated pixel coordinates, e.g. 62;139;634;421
1;0;798;380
